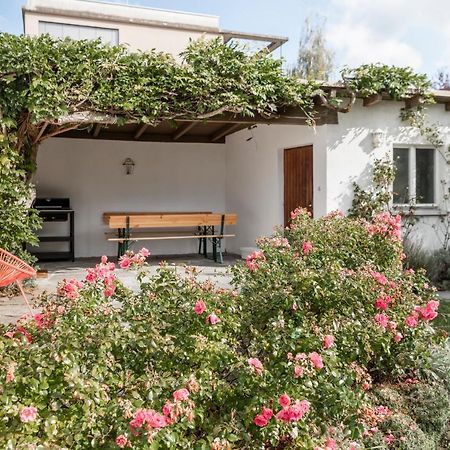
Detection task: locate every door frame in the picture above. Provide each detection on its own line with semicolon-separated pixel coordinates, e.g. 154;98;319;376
283;144;314;226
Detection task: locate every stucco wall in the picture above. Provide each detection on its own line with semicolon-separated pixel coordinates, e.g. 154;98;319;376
224;124;328;254
34;139;226;257
326;100;450;250
224;101;450;253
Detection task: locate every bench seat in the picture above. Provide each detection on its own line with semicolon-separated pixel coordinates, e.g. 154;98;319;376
104;212;237;263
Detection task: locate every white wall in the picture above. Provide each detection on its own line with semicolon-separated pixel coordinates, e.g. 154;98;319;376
225;124;329;254
34;138;226;257
224;101;450;253
326;100;450;250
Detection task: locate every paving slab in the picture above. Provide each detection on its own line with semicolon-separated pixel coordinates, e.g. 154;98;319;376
0;254;239;325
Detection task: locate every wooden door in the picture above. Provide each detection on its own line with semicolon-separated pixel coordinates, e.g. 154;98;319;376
284;146;313;226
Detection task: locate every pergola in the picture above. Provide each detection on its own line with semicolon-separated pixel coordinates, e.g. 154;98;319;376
50;106;338;144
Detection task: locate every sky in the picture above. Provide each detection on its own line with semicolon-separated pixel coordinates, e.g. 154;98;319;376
1;0;448;80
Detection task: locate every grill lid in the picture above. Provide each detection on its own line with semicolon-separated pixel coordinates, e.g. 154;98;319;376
33;198;71;210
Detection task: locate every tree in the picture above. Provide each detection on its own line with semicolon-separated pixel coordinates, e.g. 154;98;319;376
433;68;450;89
292;17;334;81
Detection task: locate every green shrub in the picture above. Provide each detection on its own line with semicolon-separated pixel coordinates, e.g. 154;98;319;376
0;212;447;449
0;137;41;263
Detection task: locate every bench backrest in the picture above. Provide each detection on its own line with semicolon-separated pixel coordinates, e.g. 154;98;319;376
105;213;237;229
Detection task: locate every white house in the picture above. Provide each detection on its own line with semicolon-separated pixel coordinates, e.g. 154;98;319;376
24;0;450;259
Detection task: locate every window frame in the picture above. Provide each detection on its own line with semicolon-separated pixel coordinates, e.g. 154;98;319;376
392;145;438;208
38;21;119;46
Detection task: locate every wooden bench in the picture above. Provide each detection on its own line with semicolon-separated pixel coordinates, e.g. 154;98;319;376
103;212;237;263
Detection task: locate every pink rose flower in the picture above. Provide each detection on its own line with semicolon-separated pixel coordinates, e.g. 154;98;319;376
374;298;388;310
323;335;334;349
254;414;269;427
294;365;304;378
309;351;324;369
276;399;310;422
194;300;206;315
119;256;131;269
162;401;173;417
405;314;418;328
246;250;265;272
394;332;403;343
384;433;395;444
302;241;313;255
115;435;128;448
261;407;273;420
248;357;264;375
101;255;108;264
374;313;389;329
325;437;337;450
419;300;439;321
206;313;219;325
278;394;291;408
173;388;189;402
20;406;38;423
139;247;150;257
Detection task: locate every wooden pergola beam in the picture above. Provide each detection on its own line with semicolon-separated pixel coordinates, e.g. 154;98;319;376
210;123;243;142
134;124;149;140
54;130;228;144
173;121;199;140
92;123;102;137
33;122;48;144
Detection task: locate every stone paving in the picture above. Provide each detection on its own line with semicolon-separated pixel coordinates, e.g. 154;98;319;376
0;254;238;325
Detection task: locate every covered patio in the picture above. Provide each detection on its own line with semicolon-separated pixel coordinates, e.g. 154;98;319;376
30;106;337;260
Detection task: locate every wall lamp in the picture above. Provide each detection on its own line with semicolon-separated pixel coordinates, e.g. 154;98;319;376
123;157;135;175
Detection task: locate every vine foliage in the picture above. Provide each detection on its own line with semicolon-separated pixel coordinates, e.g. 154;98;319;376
0;33;443;261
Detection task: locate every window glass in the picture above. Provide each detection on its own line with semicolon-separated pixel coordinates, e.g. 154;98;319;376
416;148;435;204
393;148;409;204
38;21;119;45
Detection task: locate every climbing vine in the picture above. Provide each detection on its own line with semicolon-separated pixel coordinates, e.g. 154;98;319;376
0;33;445;261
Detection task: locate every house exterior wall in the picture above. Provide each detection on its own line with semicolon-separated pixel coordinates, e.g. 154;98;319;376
326;100;450;251
224;100;450;254
224;124;328;254
23;0;220;55
34;138;226;257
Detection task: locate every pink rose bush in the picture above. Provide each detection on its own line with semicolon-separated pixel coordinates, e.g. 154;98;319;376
0;213;446;449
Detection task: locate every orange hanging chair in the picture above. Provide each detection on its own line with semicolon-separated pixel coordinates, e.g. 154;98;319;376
0;248;36;314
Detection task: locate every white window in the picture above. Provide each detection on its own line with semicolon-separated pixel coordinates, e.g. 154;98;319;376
38;21;119;46
392;146;436;206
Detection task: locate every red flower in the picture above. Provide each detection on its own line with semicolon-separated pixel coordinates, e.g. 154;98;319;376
173;388;189;402
302;241;313;255
194;300;206;315
278;394;291;408
254;414;269;427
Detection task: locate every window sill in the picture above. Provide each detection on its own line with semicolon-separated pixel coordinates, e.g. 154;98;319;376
392;205;447;217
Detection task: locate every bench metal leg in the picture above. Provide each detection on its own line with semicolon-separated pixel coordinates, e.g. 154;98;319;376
212;237;223;264
212;237;217;262
202;226;207;258
117;228;123;258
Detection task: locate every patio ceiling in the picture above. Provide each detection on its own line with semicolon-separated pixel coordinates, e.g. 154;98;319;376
53;106;338;144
